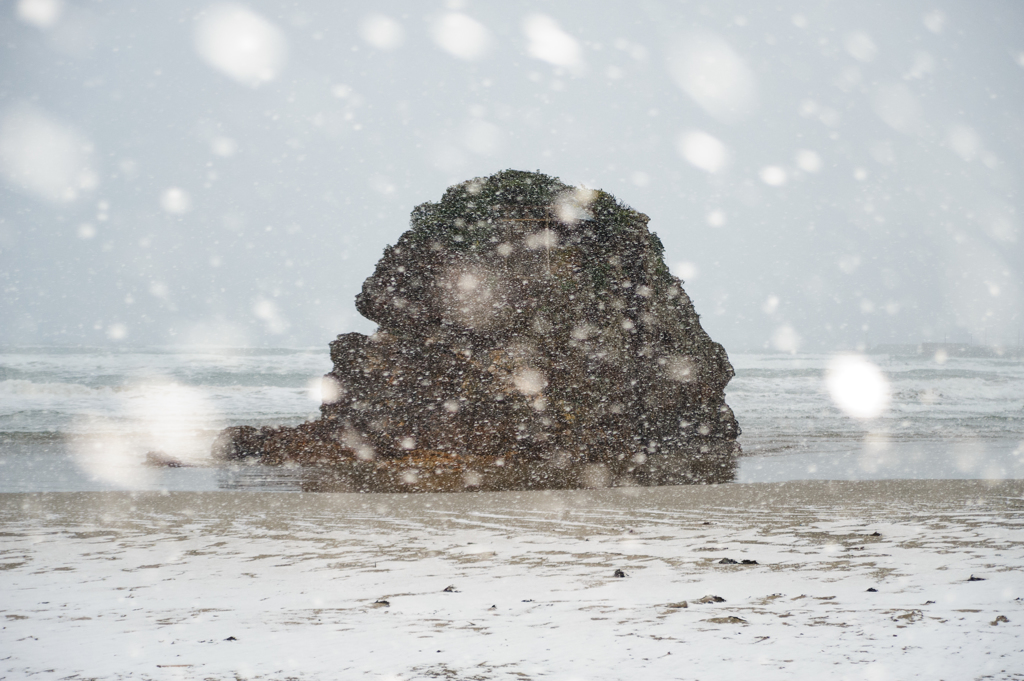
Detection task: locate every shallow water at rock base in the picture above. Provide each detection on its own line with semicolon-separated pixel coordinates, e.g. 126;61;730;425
1;432;1021;493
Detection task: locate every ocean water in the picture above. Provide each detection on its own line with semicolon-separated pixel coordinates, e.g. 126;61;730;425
0;347;1021;492
728;353;1024;483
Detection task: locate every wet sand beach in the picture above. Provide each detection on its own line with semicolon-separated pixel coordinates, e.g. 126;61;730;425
2;480;1023;680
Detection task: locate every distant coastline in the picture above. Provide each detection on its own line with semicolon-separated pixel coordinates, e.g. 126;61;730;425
868;342;1022;359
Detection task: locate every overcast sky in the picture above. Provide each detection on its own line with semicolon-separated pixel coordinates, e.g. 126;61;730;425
1;0;1021;352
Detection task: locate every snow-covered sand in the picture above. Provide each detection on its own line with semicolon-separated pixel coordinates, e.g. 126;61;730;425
2;480;1023;680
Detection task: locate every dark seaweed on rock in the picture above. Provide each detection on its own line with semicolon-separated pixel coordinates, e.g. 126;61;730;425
213;170;741;492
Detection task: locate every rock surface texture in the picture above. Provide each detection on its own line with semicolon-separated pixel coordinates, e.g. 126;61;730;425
214;170;740;491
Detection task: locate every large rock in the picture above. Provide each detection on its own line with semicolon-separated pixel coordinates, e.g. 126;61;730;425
214;170;740;491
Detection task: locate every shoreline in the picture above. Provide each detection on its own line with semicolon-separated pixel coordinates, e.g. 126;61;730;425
4;477;1024;510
